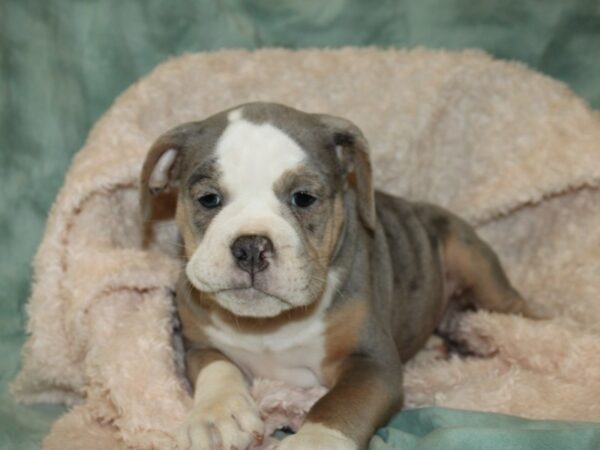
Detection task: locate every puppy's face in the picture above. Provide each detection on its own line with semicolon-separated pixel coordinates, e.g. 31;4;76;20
141;103;374;318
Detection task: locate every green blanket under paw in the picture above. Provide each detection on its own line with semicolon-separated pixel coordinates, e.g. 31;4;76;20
374;408;600;450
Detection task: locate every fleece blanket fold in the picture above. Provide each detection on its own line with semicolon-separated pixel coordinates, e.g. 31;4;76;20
11;48;600;449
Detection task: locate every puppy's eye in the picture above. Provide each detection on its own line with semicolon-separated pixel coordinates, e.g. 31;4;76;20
197;193;222;209
291;191;317;208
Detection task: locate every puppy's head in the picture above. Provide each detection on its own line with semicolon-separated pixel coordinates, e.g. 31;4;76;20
141;103;374;318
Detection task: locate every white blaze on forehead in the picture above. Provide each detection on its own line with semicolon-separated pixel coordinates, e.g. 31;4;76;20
216;116;306;204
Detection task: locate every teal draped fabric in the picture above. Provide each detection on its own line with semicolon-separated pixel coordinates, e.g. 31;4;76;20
372;408;600;450
2;1;599;448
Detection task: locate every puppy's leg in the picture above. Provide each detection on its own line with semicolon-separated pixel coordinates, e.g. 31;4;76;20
176;348;264;450
423;206;539;319
278;354;402;450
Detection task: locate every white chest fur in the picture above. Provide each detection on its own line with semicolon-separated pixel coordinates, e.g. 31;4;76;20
204;270;340;388
205;314;326;388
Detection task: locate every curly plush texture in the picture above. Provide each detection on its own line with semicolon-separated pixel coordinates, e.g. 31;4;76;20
11;48;600;449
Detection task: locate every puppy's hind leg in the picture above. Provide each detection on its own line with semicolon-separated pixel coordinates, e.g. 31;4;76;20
421;205;540;319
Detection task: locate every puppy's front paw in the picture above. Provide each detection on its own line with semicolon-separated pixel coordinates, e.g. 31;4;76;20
277;424;357;450
176;390;264;450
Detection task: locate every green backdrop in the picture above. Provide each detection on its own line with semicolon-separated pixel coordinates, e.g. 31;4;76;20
2;1;600;449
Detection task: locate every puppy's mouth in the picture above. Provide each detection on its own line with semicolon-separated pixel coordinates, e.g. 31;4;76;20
216;286;294;307
185;265;315;318
209;286;296;318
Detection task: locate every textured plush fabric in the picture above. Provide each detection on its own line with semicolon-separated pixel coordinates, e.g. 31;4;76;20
9;48;600;449
3;2;600;449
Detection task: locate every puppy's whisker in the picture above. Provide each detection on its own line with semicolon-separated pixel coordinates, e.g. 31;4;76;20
309;274;328;283
159;238;187;249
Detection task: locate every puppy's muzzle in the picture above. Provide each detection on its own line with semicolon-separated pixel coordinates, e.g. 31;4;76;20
230;235;274;276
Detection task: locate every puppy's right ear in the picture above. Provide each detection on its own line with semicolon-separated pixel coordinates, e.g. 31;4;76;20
139;122;201;225
313;113;376;232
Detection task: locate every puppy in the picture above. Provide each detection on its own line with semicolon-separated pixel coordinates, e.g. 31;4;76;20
140;102;536;450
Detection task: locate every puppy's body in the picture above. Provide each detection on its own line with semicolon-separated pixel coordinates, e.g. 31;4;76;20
141;103;534;450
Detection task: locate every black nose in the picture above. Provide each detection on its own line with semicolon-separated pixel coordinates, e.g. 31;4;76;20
230;235;274;275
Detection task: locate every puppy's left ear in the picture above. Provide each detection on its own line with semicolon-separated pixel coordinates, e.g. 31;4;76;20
140;122;201;226
315;114;376;231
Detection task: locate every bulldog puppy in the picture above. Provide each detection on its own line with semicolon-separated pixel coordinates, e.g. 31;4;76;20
140;102;536;450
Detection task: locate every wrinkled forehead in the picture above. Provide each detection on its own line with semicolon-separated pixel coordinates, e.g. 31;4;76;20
180;104;339;188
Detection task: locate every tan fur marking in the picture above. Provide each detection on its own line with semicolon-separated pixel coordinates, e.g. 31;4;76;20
141;191;178;247
442;226;535;317
175;288;210;346
301;193;345;273
324;194;346;261
175;202;198;260
322;301;368;387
